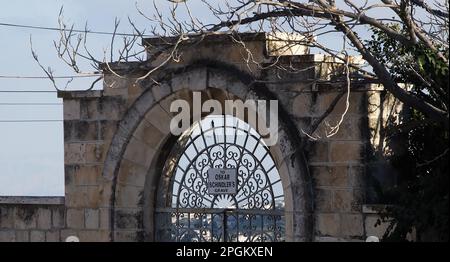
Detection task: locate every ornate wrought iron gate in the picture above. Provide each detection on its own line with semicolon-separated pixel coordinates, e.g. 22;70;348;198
155;115;285;242
156;208;284;242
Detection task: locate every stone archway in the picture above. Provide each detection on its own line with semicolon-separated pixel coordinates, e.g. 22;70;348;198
102;62;313;241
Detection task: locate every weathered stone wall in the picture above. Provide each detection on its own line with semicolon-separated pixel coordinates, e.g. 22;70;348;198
0;197;64;242
60;90;127;242
259;55;370;241
366;86;405;201
0;33;394;242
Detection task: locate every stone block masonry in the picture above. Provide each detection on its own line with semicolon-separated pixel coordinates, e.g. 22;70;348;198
0;197;65;242
0;33;396;242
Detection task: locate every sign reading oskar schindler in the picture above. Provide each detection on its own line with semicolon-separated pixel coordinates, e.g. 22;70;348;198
207;168;237;194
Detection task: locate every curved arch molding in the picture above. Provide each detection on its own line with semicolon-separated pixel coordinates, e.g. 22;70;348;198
101;61;313;241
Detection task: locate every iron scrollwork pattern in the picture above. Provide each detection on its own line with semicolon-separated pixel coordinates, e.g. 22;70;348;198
156;115;285;242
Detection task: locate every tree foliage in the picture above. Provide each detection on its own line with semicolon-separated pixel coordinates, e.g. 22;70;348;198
367;24;449;241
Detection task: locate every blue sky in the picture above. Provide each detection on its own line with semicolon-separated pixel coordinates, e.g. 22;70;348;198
0;0;171;196
0;0;216;196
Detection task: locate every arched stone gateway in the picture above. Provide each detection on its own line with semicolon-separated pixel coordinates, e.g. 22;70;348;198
0;33;392;242
104;65;313;242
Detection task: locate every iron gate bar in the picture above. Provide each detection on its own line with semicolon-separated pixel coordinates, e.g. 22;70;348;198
223;209;228;242
155;210;284;242
155;207;284;216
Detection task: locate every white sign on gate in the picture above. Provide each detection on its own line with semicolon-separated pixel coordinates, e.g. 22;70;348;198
207;168;238;195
